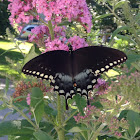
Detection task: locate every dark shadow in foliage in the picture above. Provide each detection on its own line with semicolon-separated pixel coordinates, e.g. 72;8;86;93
0;48;23;65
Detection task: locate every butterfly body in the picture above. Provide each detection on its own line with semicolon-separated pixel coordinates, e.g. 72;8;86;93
22;46;127;109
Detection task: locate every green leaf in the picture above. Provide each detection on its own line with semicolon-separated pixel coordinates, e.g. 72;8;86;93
74;94;86;116
0;120;53;137
125;54;140;69
127;110;140;137
110;26;130;42
31;87;44;125
116;34;137;45
114;0;127;10
33;130;55;140
23;45;41;65
0;48;17;56
8;134;33;140
68;126;88;133
44;105;57;116
93;13;114;21
58;21;73;26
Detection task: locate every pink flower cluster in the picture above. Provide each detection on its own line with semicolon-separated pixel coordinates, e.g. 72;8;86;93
8;0;34;26
45;38;69;51
68;36;88;50
26;93;31;105
45;36;88;51
73;105;100;122
29;25;49;47
95;78;109;95
8;0;92;32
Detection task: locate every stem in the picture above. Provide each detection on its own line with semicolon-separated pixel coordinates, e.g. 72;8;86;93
103;2;126;26
28;11;54;41
14;40;25;57
11;103;39;130
90;123;106;140
62;110;78;126
48;20;54;40
57;94;65;140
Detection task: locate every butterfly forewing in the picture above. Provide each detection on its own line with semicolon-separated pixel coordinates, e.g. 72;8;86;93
22;50;72;80
73;46;127;76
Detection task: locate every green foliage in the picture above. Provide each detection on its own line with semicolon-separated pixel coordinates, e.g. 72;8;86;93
74;94;87;116
33;130;55;140
30;87;44;125
0;120;54;137
0;0;16;38
23;45;41;65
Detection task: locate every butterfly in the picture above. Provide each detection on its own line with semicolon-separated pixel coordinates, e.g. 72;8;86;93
22;46;127;109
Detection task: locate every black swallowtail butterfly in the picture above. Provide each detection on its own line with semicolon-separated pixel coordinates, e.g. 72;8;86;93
22;46;127;109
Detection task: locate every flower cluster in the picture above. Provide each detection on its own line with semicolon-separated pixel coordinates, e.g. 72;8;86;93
45;36;88;51
107;72;140;112
94;78;110;95
73;105;129;138
8;0;92;32
8;0;34;27
68;36;88;51
13;80;50;101
73;105;101;122
29;25;49;47
45;37;69;51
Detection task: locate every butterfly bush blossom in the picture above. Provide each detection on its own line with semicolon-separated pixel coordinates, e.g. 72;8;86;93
94;78;109;95
13;80;50;102
73;105;128;138
8;0;92;32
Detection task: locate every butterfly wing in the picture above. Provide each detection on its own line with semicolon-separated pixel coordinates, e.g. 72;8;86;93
22;50;73;79
73;46;127;101
73;46;127;76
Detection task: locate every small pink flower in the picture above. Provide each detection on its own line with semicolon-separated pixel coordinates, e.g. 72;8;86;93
95;79;109;95
26;93;31;105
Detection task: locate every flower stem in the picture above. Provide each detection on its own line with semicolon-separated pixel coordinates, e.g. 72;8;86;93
90;123;106;140
57;94;65;140
11;103;39;130
48;20;54;41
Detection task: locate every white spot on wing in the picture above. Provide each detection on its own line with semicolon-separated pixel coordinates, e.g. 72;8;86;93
109;63;113;66
36;72;40;75
87;85;92;89
92;79;96;84
32;71;36;74
44;75;48;78
101;68;105;72
77;88;81;92
40;73;44;77
51;79;55;83
113;61;117;64
82;89;87;94
49;75;53;80
95;70;100;74
70;90;74;94
66;92;70;99
59;90;64;94
54;86;59;89
105;65;109;69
